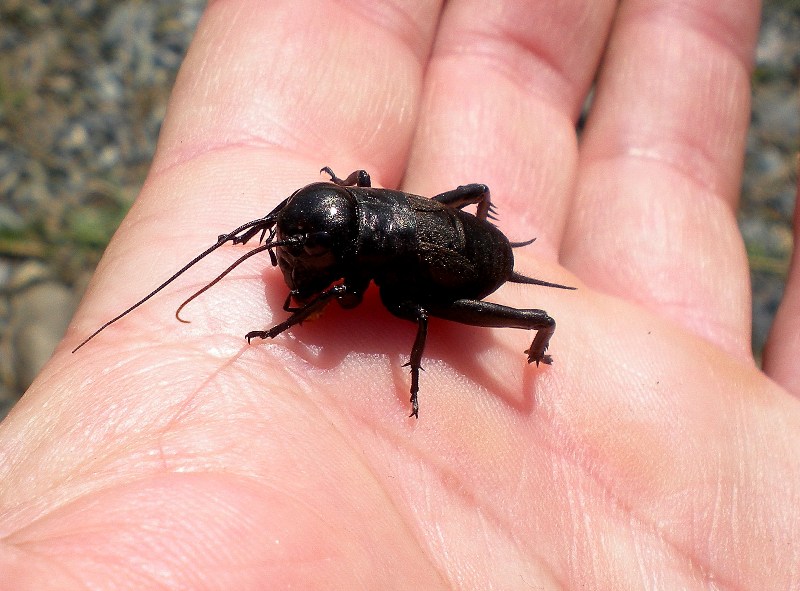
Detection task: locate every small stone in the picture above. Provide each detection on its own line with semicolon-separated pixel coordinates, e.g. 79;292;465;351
11;281;76;391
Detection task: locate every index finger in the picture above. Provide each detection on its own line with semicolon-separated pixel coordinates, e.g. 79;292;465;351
69;0;443;334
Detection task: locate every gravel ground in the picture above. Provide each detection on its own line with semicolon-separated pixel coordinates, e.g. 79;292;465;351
0;2;798;419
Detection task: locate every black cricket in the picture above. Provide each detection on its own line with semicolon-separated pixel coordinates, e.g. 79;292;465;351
73;167;574;418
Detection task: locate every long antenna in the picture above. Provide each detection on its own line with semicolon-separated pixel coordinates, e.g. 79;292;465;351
172;237;299;322
71;215;278;353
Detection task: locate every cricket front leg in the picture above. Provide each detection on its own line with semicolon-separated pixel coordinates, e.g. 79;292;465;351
428;299;556;365
246;284;349;342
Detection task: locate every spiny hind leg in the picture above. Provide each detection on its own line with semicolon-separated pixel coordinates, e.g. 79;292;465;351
428;299;556;365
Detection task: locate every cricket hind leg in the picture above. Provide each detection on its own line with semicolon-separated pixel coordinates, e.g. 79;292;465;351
427;299;556;365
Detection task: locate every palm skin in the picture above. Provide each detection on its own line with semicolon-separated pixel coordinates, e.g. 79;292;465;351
2;1;798;589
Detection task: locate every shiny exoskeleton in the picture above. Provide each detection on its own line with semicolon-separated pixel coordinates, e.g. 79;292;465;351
74;167;574;418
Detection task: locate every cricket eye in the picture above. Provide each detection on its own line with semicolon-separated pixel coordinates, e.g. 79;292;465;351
303;231;332;256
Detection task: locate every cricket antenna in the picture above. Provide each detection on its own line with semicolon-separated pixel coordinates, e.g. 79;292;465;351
71;214;279;353
174;236;299;322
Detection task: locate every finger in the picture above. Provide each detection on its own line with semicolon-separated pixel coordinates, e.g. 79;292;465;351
156;0;441;184
561;0;761;359
763;171;800;394
70;0;443;330
403;0;618;256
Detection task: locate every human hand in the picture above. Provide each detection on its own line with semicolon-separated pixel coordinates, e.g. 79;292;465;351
2;1;798;588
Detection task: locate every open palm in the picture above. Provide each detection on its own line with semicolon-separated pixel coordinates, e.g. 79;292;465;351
2;1;798;588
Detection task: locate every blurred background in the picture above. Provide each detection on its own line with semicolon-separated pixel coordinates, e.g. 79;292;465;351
0;0;797;418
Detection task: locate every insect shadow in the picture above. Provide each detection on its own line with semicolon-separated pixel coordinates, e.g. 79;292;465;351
254;278;529;413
